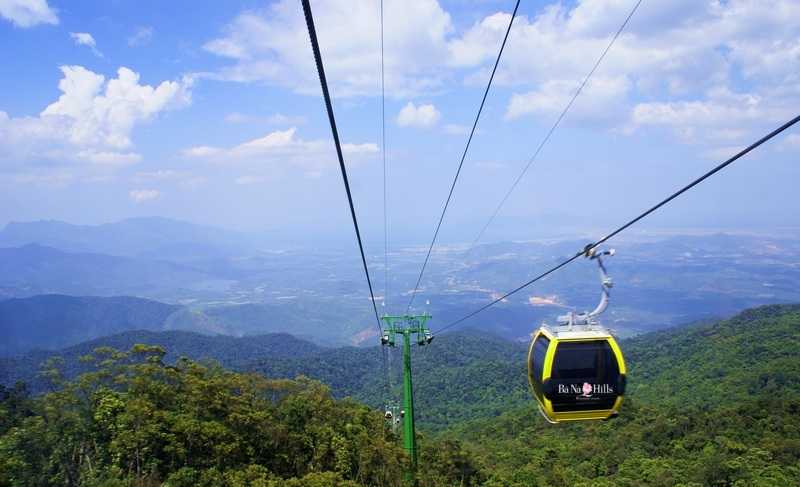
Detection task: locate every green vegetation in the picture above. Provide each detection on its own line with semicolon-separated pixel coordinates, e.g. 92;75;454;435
2;330;531;432
251;331;530;431
0;345;408;486
0;295;181;357
0;330;322;392
1;304;798;485
446;398;800;486
626;304;800;407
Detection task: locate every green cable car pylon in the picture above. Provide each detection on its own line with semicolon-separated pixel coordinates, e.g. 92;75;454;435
380;313;433;476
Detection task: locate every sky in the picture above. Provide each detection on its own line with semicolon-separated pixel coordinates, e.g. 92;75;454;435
0;0;799;248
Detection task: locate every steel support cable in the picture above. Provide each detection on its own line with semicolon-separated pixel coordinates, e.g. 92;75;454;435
465;0;644;255
379;0;394;406
405;0;521;313
302;0;382;331
303;0;393;417
435;113;800;335
380;0;390;315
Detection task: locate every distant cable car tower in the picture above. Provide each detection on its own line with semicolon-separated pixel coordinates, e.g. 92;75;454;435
380;312;433;477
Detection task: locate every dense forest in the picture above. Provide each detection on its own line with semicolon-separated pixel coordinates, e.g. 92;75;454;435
1;304;799;485
0;346;410;486
1;330;532;431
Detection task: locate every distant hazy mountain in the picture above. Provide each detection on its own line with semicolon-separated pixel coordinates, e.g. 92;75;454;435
0;217;250;258
0;293;331;357
0;329;322;391
0;295;181;356
0;244;223;300
1;228;798;347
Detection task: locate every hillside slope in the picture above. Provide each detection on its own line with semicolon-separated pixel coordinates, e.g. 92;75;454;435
0;245;217;300
4;304;799;435
0;217;248;257
625;303;800;407
251;331;530;430
0;295;181;356
0;329;322;389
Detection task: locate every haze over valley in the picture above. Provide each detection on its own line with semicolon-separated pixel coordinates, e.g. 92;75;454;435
1;217;798;355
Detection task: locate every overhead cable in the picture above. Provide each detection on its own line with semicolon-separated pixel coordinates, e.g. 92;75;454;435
406;0;522;312
466;0;644;253
436;113;800;335
301;0;382;331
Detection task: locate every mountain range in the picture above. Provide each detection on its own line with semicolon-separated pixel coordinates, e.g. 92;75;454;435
0;217;250;258
2;217;799;347
4;304;798;433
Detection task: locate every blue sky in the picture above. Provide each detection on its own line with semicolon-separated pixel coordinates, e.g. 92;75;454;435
0;0;798;247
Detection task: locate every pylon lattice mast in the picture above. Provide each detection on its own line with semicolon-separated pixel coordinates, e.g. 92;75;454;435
380;313;432;475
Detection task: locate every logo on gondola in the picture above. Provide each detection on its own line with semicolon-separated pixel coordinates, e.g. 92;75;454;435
557;383;615;396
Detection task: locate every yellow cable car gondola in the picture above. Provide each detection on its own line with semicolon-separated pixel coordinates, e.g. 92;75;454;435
527;247;626;422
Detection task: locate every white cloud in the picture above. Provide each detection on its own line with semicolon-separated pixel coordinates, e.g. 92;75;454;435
630;86;795;148
183;127;377;174
632;94;761;128
13;170;73;187
70;32;95;47
182;146;221;158
3;169;121;186
397;102;441;128
0;65;193;165
41;66;192;149
134;170;179;181
342;142;381;154
224;112;306;126
129;189;159;202
702;145;746;161
75;150;141;165
450;0;800;152
448;12;513;67
203;0;453;97
0;0;57;27
128;26;153;47
506;76;630;122
69;32;102;57
782;133;800;150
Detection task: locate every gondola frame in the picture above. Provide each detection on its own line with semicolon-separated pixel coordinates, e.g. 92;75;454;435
527;327;626;422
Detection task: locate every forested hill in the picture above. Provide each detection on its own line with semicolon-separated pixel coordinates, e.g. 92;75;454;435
0;295;181;356
444;304;800;485
5;304;800;433
1;305;798;485
1;329;529;431
0;329;322;390
251;330;530;431
626;303;800;406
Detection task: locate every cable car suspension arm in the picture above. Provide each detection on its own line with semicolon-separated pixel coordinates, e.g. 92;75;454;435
558;247;615;327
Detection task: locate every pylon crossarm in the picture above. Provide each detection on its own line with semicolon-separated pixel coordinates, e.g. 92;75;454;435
377;313;432;476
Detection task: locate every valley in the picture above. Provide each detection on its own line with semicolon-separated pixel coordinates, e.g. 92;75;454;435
1;218;799;350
